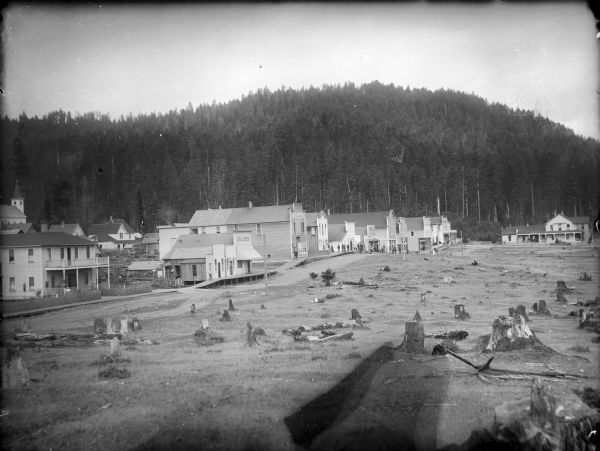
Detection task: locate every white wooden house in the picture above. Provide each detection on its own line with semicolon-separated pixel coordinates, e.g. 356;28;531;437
501;214;590;245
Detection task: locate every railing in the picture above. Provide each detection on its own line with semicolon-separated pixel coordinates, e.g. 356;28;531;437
1;290;102;315
100;281;152;297
45;257;110;269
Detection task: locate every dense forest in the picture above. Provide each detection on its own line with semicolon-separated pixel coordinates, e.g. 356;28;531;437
1;82;599;239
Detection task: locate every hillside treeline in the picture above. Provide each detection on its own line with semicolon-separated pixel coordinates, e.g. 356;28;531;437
2;81;599;236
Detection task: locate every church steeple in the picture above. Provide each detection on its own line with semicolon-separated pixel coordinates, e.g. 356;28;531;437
11;180;24;213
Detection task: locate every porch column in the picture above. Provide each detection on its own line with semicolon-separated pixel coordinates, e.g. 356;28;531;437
76;268;79;291
62;268;66;294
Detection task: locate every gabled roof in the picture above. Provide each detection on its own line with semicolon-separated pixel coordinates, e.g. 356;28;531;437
127;260;164;271
501;224;547;235
0;205;27;219
305;212;322;226
565;216;590;225
404;217;424;231
49;223;83;235
2;222;33;233
188;204;295;226
326;212;390;228
141;233;159;244
111;218;136;234
0;232;95;248
163;245;212;261
429;216;443;225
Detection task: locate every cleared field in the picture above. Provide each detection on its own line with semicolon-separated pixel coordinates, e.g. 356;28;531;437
1;244;599;450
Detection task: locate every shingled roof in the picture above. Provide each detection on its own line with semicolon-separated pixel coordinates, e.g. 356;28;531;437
0;232;94;248
188;204;295;226
326;212;390;228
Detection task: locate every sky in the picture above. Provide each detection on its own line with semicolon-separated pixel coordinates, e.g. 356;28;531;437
2;2;598;139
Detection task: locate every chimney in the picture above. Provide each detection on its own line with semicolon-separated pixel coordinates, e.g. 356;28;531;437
218;205;222;209
249;201;252;208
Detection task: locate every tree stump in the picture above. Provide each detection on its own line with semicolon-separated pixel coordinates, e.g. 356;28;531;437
454;304;470;320
579;272;592;281
245;322;260;347
190;304;196;314
538;300;550;315
110;337;121;357
220;310;232;322
350;309;362;320
412;310;422;322
556;290;568;304
228;299;235;311
399;320;425;353
1;349;30;390
508;307;515;317
556;280;570;292
532;302;538;314
485;314;536;352
261;303;266;310
494;377;600;450
516;304;530;322
94;318;108;334
201;319;210;330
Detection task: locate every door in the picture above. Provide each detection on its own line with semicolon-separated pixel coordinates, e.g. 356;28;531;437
218;262;221;278
67;248;72;261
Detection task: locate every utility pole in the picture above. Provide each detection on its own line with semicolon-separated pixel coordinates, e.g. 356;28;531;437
263;234;268;295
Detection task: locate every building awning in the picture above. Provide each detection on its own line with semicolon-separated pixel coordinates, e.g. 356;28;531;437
236;244;263;260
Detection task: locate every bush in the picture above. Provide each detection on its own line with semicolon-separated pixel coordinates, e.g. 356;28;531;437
321;269;336;286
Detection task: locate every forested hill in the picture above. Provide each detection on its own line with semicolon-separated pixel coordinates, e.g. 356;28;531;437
2;81;599;235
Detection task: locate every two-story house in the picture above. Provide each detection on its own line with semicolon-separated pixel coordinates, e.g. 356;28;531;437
501;214;590;244
88;218;139;251
161;202;309;262
0;232;109;300
327;211;396;252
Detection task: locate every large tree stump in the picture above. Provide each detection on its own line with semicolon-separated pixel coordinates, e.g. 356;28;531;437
399;320;425;353
454;304;470;320
494;378;600;450
508;307;515;317
556;290;568;304
485;314;536;352
94;317;141;335
516;304;530;322
350;309;362;320
228;299;235;311
556;280;570;292
538;300;550;315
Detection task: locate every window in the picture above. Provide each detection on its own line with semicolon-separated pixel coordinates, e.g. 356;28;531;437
60;248;65;259
47;248;52;260
301;221;305;233
75;248;79;259
396;224;400;234
120;233;123;239
567;224;570;229
29;277;35;289
201;227;206;234
237;261;243;269
508;235;512;242
410;231;415;237
9;249;15;262
192;265;197;277
28;248;34;262
256;224;262;235
86;247;90;258
216;227;220;234
9;277;15;292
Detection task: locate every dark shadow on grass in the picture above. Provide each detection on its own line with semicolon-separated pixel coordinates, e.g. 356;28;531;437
285;343;451;450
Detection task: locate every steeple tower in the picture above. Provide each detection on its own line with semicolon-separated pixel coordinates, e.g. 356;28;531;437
11;180;24;214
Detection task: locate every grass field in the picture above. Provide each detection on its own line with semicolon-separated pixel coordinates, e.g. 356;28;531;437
1;244;599;450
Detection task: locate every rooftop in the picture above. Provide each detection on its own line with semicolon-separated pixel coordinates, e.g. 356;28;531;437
188;204;300;226
0;232;95;248
326;211;391;228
